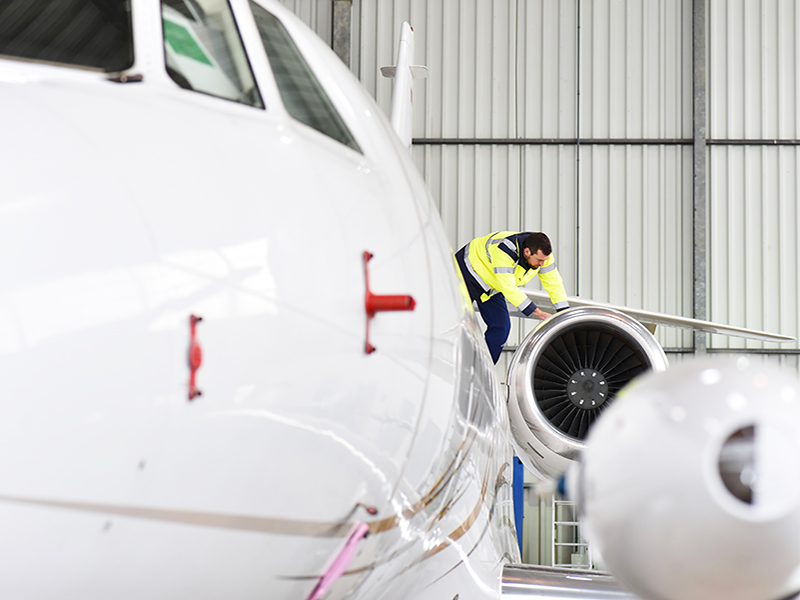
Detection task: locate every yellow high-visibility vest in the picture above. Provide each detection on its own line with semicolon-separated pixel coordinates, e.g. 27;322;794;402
463;231;569;314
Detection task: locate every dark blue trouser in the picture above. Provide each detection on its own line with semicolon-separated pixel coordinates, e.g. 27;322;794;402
475;293;511;363
456;247;511;364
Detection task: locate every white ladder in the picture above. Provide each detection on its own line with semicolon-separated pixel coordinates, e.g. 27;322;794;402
552;499;593;569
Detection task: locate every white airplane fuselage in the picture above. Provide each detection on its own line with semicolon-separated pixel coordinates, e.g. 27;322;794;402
0;1;518;598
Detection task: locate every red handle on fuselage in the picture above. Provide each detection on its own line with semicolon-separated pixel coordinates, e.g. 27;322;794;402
363;251;416;354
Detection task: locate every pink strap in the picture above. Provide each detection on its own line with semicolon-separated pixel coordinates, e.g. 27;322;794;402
306;522;369;600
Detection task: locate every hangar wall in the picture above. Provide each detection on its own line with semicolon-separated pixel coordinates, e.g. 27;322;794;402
277;0;332;43
707;0;800;361
280;0;800;373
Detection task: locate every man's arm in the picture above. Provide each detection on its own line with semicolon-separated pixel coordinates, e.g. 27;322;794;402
538;255;569;312
490;254;541;317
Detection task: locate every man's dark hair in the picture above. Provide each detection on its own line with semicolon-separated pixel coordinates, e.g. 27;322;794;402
523;232;552;256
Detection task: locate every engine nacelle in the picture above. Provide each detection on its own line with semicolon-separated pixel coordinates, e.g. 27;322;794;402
507;307;668;479
574;358;800;600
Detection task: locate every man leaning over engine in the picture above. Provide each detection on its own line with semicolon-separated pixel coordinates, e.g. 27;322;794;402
455;231;569;363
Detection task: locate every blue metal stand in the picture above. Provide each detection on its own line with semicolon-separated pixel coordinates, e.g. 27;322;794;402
513;456;524;556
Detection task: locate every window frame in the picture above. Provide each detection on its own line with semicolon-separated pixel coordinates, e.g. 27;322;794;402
247;1;361;153
159;0;265;109
235;0;366;155
0;0;135;73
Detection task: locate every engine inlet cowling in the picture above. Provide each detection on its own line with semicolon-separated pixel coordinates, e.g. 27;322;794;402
507;307;668;479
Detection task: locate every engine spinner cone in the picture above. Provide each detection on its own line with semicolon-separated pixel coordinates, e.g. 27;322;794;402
566;369;609;410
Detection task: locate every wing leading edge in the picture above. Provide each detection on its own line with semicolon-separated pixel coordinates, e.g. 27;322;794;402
521;290;796;344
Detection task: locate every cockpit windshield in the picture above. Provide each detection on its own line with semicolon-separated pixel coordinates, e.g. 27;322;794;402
0;0;134;72
249;2;360;152
162;0;263;108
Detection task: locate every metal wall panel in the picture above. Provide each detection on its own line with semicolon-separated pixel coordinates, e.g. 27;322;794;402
666;351;800;372
578;0;692;139
708;0;800;354
277;0;332;44
708;145;800;350
357;0;522;146
400;0;693;353
709;0;799;140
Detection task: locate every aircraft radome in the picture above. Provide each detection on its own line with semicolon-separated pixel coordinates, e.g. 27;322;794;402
0;1;796;599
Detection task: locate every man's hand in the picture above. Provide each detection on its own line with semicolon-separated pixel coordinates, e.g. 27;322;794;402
532;308;551;321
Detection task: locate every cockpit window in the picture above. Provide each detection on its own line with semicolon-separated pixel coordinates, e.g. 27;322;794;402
162;0;263;108
249;2;360;152
0;0;133;72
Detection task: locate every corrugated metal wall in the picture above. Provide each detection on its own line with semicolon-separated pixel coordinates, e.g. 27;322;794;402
277;0;332;44
708;0;800;356
357;0;696;358
280;0;800;370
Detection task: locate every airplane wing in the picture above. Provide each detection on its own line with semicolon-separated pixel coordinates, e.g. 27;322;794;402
521;289;796;344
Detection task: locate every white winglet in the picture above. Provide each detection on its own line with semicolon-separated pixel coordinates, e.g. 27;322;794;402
381;22;428;150
521;289;796;343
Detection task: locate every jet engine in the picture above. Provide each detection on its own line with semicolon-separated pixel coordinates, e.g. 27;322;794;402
506;307;668;479
573;358;800;600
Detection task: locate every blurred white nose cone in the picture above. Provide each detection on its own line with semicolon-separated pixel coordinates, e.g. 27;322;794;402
575;357;800;600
